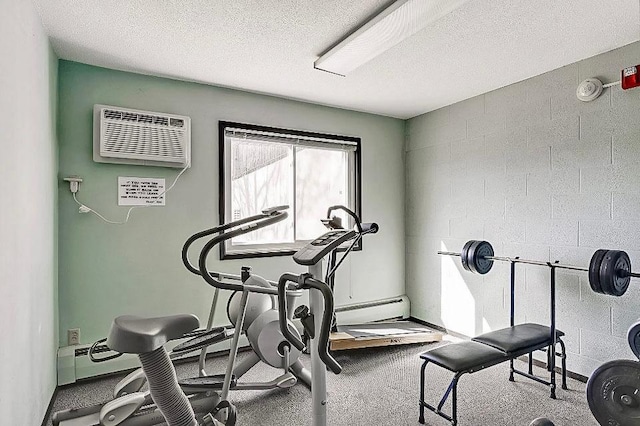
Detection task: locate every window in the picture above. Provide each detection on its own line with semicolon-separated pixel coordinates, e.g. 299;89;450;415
219;121;361;259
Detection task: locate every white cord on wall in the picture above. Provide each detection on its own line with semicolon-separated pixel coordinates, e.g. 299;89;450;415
70;163;190;225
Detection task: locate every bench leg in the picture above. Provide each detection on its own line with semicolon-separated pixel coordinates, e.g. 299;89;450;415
451;377;458;426
549;346;556;399
558;338;568;390
509;358;515;382
528;352;533;375
419;360;428;424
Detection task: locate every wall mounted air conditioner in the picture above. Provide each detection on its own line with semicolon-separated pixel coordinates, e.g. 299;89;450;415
93;104;191;168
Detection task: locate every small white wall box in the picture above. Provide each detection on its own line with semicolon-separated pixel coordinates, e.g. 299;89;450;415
93;104;191;168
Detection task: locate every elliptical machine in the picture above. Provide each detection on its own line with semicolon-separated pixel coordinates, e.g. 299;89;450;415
178;205;312;396
52;207;300;426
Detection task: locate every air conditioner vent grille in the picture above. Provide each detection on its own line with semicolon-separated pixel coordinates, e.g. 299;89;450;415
95;105;190;168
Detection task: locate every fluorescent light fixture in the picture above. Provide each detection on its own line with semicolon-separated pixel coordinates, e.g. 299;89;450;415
314;0;471;76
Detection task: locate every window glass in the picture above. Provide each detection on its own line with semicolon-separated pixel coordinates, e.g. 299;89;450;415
230;139;294;245
220;122;360;258
295;147;349;241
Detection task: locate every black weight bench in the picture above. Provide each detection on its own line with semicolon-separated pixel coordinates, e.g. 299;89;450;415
419;323;567;425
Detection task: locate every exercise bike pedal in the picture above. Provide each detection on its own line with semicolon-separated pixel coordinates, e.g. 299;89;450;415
179;374;237;392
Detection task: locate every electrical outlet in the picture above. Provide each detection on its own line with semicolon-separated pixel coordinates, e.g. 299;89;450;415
68;328;81;346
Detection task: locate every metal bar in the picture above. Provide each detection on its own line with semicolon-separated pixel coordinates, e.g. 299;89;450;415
549;265;557;399
559;339;568;390
198;287;220;376
309;262;328;426
438;250;640;278
334;296;404;313
437;378;456;412
512;369;551;386
508;259;517;382
452;377;458;425
421;401;454;423
221;290;249;400
419;361;428;423
438;251;582;269
510;260;516;327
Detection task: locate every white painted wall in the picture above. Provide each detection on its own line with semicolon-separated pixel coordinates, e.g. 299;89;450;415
406;41;640;377
0;0;58;424
57;61;405;350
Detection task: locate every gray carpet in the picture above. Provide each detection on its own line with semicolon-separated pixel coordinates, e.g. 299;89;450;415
48;342;596;425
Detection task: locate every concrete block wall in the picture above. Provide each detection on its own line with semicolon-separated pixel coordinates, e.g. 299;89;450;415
406;41;640;377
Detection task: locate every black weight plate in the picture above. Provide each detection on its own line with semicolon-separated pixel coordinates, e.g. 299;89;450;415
467;240;481;273
601;250;632;297
473;241;494;275
587;359;640;426
529;418;555;426
629;321;640;360
613;251;632;296
461;240;474;272
589;249;608;295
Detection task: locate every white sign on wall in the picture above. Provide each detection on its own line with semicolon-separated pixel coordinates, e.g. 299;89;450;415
118;177;166;206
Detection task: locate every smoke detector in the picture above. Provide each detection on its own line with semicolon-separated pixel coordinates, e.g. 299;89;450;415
577;78;603;102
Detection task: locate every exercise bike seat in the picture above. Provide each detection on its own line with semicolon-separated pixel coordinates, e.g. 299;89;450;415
107;314;200;354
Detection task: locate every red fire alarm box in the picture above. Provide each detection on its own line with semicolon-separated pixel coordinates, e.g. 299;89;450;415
622;66;640;90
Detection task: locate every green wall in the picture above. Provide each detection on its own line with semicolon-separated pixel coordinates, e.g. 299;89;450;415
57;61;406;346
0;0;58;423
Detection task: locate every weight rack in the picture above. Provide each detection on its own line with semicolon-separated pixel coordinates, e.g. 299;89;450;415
440;250;568;395
433;241;640;426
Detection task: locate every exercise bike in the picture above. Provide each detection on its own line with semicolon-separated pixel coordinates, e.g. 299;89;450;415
274;206;378;426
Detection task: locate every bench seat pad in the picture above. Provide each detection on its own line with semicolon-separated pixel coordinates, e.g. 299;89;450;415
420;341;507;373
472;323;564;354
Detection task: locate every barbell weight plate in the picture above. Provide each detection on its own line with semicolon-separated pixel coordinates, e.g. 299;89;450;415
467;240;482;274
461;240;474;272
587;359;640;426
600;250;631;297
628;321;640;360
529;418;555;426
589;249;608;295
473;240;494;275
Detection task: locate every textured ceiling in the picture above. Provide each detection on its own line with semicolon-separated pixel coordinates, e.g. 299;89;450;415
34;0;640;119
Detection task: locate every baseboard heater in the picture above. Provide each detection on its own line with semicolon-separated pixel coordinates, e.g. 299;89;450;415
57;333;249;386
334;295;410;323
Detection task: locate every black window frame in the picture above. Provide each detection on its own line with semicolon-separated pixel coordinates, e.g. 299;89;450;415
218;120;362;260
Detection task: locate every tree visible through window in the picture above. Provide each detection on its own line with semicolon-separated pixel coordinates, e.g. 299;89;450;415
219;121;361;258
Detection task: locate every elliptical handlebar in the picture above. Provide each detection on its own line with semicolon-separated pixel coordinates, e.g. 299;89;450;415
181;206;288;279
277;273;342;375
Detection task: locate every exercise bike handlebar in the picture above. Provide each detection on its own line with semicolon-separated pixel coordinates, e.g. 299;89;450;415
359;222;379;234
326;205;363;234
277;273;342;375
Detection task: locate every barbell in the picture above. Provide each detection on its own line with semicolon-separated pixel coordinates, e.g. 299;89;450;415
438;240;640;297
